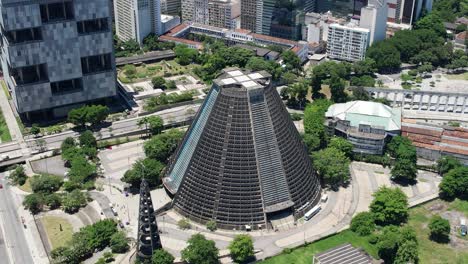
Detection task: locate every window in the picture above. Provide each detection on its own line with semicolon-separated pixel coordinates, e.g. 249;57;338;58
81;53;112;74
50;78;83;94
40;1;74;23
4;27;42;44
77;18;109;34
10;64;48;85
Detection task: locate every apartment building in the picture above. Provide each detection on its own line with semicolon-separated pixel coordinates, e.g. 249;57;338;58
181;0;209;24
327;23;370;62
0;0;116;120
208;0;240;29
114;0;162;45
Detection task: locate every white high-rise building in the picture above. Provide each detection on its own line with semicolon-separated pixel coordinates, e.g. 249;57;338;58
327;23;370;62
360;0;388;45
114;0;162;45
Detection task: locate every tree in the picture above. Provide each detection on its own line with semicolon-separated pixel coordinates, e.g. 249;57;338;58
143;129;184;161
394;240;419;264
62;190;87;213
281;50;301;71
206;220;217;232
353;58;377;76
30;174;63;193
376;225;401;263
429;215;451;243
79;130;97;149
138;116;164;136
143;33;160;51
181;234;219;264
8;165;27;186
152;249;175;264
151;76;166;89
68;156;96;183
68;107;88;127
286;80;309;109
121;158;165;187
439;166;468;200
80;219;117;251
328;137;353;158
86;105;109;126
229;234;254;264
303;99;332;151
68;105;109;127
23;193;44;214
174;44;199;65
31;124;41;136
386;136;412;157
350;75;375;87
437;156;461;176
350;212;375;236
312;147;350;189
329;76;347;103
110;231;129;253
351;86;371;101
370;186;409;225
366;42;401;73
45;193;62;209
414;13;446;37
61;137;76;153
391;144;418;182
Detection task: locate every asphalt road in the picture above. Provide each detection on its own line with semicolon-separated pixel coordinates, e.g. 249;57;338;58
0;173;34;264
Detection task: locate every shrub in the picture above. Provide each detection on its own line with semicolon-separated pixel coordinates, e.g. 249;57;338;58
206;220;217;232
429;215;450;243
30;174;63;193
350;212;375;236
177;219;191;230
110;231;129;253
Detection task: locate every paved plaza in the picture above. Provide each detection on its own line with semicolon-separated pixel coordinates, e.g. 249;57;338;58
94;156;441;261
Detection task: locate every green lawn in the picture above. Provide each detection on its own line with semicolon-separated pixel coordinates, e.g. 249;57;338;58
446;72;468;80
0;110;12;142
261;200;468;264
409;201;468;264
118;60;199;83
260;230;378;264
18;178;32;193
41;216;73;249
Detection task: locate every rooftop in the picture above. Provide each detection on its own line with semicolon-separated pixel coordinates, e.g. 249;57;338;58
314;243;373;264
214;68;271;90
326;101;401;131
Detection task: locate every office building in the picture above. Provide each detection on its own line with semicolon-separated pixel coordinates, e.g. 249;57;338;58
114;0;162;45
181;0;209;24
360;0;388;45
325;101;402;155
240;0;257;32
0;0;116;120
163;68;321;230
161;0;181;16
208;0;240;29
373;0;433;24
327;23;370;62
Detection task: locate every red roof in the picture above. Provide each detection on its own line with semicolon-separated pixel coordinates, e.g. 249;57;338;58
455;31;467;41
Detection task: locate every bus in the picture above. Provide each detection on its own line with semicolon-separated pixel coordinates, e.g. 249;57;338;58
304;204;321;221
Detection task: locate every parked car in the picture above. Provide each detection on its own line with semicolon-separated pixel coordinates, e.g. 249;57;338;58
461;218;467;236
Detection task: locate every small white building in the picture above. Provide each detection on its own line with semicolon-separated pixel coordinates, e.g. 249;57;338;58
327;23;370;62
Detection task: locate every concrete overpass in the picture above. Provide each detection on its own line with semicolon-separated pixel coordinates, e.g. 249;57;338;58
364;87;468;114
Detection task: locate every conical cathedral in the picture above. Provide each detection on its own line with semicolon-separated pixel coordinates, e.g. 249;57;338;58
137;179;161;260
163;68;321;230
